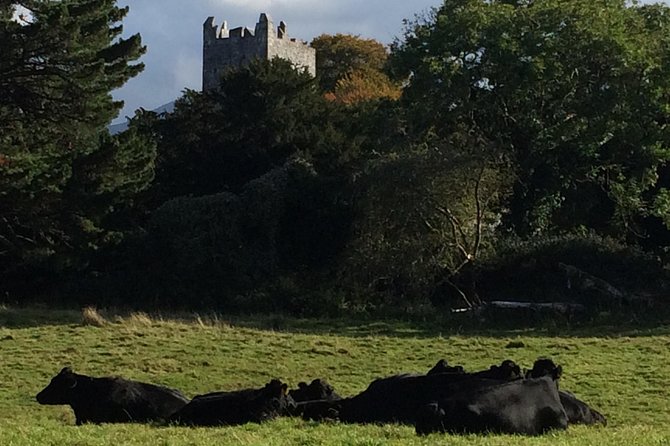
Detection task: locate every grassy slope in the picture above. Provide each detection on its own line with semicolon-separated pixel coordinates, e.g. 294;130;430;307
0;308;669;445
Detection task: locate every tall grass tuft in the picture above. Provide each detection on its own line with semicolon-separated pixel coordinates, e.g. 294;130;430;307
81;306;107;327
125;312;154;327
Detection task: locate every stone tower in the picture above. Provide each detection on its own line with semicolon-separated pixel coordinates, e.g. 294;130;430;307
203;13;316;90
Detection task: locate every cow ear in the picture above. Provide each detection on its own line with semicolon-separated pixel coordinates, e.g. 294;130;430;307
553;365;563;380
68;376;78;389
60;367;73;375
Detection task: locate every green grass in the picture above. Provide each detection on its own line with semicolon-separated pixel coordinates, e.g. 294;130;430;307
1;307;669;445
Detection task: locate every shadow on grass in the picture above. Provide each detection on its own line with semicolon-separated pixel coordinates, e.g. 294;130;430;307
222;313;670;339
1;305;669;339
0;305;81;329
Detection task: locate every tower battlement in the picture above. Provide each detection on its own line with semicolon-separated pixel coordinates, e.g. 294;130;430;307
203;13;316;90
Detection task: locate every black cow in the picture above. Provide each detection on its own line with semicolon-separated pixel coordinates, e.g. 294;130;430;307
169;379;295;426
415;376;568;435
290;379;342;420
334;359;542;424
559;390;607;426
526;358;563;380
36;367;189;425
426;360;465;375
524;358;606;426
337;372;509;424
428;359;522;380
478;359;523;380
289;378;341;403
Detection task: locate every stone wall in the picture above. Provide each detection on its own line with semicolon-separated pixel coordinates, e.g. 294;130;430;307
267;34;316;77
203;13;316;90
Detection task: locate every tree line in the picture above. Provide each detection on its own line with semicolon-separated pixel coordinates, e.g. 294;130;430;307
2;0;670;316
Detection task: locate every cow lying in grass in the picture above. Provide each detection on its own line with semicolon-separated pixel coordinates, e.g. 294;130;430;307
289;378;341;403
37;357;605;434
290;378;343;420
36;367;189;424
559;390;607;426
169;379;295;426
415;376;567;435
300;359;525;424
297;358;605;433
427;357;606;428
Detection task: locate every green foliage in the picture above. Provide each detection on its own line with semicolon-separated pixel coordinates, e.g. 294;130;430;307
115;59;362;310
310;34;401;105
0;127;156;275
0;0;145;141
311;34;390;93
342;131;512;308
0;308;669;444
326;67;402;105
64;128;156;248
142;159;349;308
147;189;273;306
0;0;149;276
391;0;670;240
147;58;359;201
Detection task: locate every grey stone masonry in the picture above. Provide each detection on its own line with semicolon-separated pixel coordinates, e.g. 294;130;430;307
203;13;316;90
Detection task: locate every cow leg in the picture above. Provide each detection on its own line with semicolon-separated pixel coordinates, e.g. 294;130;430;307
415;402;445;435
536;405;568;434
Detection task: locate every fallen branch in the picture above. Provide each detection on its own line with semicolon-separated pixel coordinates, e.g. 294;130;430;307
487;300;586;314
452;300;586;315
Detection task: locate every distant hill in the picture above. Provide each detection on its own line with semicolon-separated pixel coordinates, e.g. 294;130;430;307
109;101;175;134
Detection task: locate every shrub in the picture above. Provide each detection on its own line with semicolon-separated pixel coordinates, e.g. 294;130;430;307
471;234;669;308
340;137;512;309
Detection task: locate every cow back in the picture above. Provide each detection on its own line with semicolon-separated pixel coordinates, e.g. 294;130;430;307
170;379;294;426
339;373;506;424
559;390;607;426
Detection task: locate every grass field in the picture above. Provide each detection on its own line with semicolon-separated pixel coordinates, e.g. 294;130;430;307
0;306;669;445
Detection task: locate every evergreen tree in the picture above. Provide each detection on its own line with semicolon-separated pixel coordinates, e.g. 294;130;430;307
149;58;359;200
0;0;151;276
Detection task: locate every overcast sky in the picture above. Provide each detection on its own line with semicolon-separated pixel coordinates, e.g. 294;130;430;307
111;0;440;123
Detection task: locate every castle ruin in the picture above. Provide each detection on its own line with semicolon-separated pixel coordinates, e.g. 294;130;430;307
203;13;317;91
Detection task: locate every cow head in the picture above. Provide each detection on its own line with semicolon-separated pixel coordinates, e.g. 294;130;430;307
590;408;607;426
526;358;563;381
36;367;78;405
427;359;465;376
261;379;295;416
289;378;339;402
489;359;522;380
